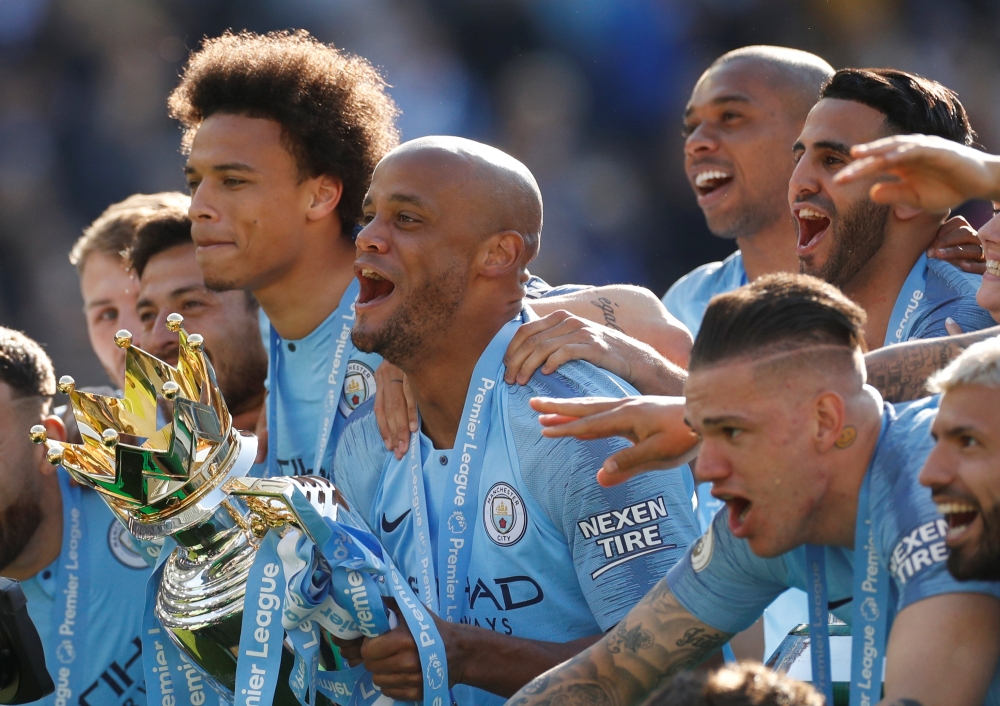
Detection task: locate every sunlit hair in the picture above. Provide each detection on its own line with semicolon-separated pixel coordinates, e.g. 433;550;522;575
168;30;400;236
690;273;867;371
647;661;824;706
0;327;55;407
69;192;191;274
821;68;975;146
929;337;1000;393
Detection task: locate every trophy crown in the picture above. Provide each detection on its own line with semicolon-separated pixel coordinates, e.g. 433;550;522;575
32;317;248;529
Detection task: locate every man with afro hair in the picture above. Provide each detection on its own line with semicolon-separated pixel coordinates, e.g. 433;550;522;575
170;29;695;481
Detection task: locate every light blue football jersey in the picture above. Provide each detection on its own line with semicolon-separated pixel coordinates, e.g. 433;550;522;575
334;360;699;706
662;250;746;339
667;393;1000;703
21;476;152;706
266;277;588;479
888;255;994;344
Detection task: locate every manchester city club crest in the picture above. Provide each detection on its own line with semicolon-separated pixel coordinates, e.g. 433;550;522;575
484;482;527;546
339;361;377;416
107;519;150;569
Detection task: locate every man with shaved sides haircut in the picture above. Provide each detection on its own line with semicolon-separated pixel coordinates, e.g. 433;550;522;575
511;274;1000;706
332;136;699;706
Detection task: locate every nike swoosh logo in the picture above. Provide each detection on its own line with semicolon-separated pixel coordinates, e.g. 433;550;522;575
381;509;411;533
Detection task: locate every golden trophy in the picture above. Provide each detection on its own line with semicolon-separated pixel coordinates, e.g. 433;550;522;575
29;314;349;704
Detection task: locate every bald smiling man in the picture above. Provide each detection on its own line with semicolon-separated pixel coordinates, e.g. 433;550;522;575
331;137;700;706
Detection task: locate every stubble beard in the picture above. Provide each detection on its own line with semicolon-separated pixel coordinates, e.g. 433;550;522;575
0;484;42;574
708;198;785;241
212;323;269;415
804;199;890;288
948;505;1000;581
352;263;467;368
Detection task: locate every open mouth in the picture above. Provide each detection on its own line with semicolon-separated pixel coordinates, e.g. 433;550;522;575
357;267;395;306
986;259;1000;277
937;500;979;541
717;493;751;535
693;169;734;199
795;206;831;253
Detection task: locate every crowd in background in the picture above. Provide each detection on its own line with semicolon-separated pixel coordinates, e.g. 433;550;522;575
4;0;1000;385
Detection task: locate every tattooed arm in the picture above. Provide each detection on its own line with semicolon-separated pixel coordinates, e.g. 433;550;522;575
506;581;732;706
864;326;1000;402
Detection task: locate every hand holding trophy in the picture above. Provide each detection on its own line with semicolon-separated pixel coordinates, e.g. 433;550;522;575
30;314;447;706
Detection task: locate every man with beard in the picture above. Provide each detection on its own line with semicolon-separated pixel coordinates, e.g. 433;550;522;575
919;337;1000;583
129;203;268;438
791;68;994;350
172;30;692;483
331;136;699;706
664;46;834;337
0;328;151;706
512;275;1000;706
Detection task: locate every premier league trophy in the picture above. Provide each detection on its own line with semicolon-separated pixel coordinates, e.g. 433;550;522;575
27;314;384;706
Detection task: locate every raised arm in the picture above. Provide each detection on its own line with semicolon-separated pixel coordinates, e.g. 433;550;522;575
834;134;1000;210
863;326;1000;402
506;580;732;706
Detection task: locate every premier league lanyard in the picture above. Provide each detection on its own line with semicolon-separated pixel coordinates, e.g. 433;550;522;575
806;414;891;706
268;278;361;478
401;313;524;620
884;254;928;347
50;470;90;702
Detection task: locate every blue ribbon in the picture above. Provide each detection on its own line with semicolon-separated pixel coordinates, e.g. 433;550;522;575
268;278;361;478
402;313;525;620
277;503;449;706
235;530;287;706
142;538;225;705
807;415;891;706
50;470;91;703
884;254;928;347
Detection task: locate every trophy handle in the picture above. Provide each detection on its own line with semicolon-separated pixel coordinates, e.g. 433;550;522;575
222;476;349;546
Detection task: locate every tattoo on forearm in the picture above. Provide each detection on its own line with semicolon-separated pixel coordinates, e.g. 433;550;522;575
506;581;732;706
606;623;654;654
675;627;728;651
865;340;960;402
592;297;625;333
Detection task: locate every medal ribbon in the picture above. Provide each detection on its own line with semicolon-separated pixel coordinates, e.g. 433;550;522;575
401;312;525;619
885;254;928;347
807;414;891;706
268;278;360;478
277;506;450;706
50;470;90;703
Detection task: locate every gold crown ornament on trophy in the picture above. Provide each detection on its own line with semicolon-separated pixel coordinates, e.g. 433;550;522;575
30;314;352;705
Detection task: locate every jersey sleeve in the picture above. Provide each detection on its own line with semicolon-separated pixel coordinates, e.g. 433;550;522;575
523;274;591;299
331;399;391;531
911;260;996;339
510;362;700;631
666;510;791;634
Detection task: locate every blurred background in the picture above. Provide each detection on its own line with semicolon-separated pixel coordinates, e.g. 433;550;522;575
1;0;998;385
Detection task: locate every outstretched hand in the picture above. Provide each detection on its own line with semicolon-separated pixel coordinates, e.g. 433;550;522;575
834;134;1000;210
529;396;700;486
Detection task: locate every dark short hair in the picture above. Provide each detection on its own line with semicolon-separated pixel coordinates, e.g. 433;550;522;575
821;68;975;146
128;208;194;278
690;273;867;371
168;30;401;236
0;327;55;401
69;192;191;274
648;662;823;706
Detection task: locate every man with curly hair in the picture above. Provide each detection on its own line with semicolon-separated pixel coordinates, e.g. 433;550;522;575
169;30;695;481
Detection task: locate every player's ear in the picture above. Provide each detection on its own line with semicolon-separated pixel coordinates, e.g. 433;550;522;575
36;414;66;478
480;231;524;278
306;175;344;223
813;391;845;453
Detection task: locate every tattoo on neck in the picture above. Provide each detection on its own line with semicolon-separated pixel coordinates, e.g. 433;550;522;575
592;297;625;333
835;426;857;449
